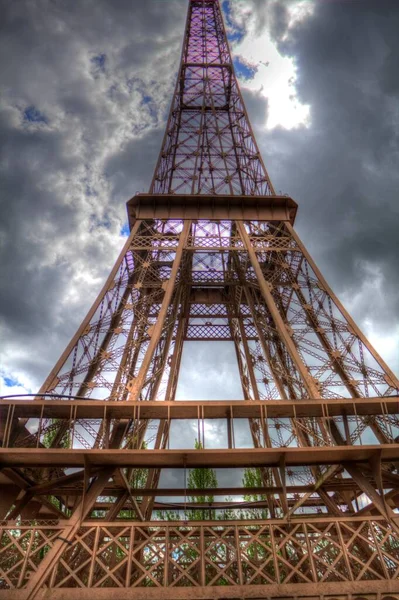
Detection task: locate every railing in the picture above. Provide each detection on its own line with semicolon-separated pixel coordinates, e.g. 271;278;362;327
1;395;399;452
1;518;399;596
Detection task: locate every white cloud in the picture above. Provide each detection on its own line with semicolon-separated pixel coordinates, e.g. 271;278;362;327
232;4;311;129
0;0;398;400
0;371;33;397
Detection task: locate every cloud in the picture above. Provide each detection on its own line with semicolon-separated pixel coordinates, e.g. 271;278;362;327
176;342;244;401
0;0;186;390
1;0;398;401
241;87;269;127
255;0;399;372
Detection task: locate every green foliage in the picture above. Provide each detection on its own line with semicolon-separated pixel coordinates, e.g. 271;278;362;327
41;421;70;514
155;509;180;521
240;467;269;520
217;497;235;521
43;420;70;449
186;440;218;521
156;439;219;521
127;440;149;505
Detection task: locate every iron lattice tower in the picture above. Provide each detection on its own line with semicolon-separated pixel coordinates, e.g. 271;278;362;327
1;1;399;598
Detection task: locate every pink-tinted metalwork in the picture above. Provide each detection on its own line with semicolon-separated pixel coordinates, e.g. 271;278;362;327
1;1;399;598
151;0;274;196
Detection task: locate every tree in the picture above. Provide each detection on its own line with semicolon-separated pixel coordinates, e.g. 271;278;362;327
157;439;218;521
240;467;269;520
186;440;218;521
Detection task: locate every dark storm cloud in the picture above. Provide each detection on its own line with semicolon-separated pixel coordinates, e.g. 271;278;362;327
1;0;398;394
247;0;399;354
0;0;187;390
241;88;269;127
105;126;166;202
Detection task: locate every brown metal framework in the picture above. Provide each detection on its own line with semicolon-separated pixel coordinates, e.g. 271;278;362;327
1;0;399;598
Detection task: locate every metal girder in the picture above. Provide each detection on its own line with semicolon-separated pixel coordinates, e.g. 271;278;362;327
22;468;116;599
2;520;399;597
2;581;399;599
2;445;399;468
2;396;398;420
4;0;399;595
126;193;297;226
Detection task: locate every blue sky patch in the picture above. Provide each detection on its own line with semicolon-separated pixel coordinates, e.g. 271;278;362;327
91;53;106;71
141;93;158;121
85;184;98;197
233;57;258;81
222;1;246;44
120;223;130;237
24;106;47;123
4;376;19;387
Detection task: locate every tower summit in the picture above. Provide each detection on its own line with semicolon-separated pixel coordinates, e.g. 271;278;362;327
1;1;399;598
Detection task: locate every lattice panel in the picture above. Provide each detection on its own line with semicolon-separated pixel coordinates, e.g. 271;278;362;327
2;0;399;596
0;526;60;589
40;220;187;402
0;521;391;590
151;1;273;196
234;221;399;403
36;217;398;414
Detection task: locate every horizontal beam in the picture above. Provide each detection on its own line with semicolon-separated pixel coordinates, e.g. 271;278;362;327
183;62;232;69
81;514;397;527
1;444;398;468
29;482;366;497
2;580;399;599
1;396;398;420
1;514;395;529
126;193;297;226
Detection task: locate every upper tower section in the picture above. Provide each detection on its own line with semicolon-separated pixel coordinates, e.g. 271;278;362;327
149;0;275;196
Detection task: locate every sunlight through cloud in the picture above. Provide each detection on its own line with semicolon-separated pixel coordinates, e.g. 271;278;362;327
230;1;313;130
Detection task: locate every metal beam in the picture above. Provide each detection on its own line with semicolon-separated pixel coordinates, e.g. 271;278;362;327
1;445;399;468
127;193;297;225
2;580;399;600
2;396;397;419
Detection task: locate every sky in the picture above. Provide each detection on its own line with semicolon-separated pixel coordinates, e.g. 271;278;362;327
1;0;399;415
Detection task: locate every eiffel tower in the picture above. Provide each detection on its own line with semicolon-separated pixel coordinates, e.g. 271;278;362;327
1;1;399;598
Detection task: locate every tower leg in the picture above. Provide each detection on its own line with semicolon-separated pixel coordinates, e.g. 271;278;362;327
0;485;20;519
22;468;115;600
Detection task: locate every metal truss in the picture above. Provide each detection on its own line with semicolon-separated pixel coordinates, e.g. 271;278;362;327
150;0;274;196
1;0;399;598
1;518;399;597
33;218;398;404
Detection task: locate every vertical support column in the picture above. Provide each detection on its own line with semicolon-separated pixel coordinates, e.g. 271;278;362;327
87;525;100;588
200;526;206;587
125;525;134;587
17;527;36;589
337;522;355;582
164;525;170;587
236;221;321;398
39;221;142;394
0;485;20;519
304;523;317;582
23;468;115;600
128;220;191;401
234;525;243;586
286;222;399;390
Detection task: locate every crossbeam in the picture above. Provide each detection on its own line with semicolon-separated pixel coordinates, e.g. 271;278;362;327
1;395;398;419
127;193;297;225
2;581;399;599
1;444;398;468
1;520;399;598
26;482;364;497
